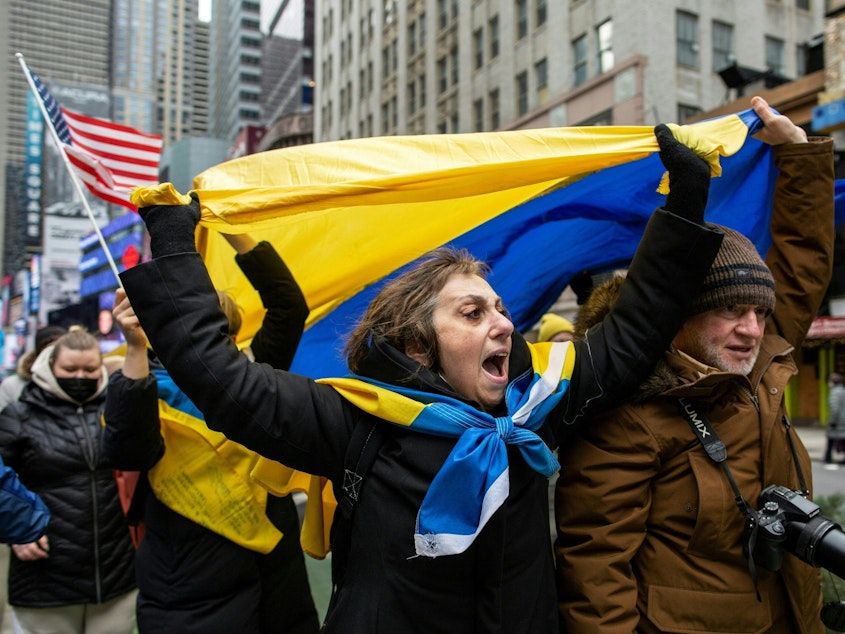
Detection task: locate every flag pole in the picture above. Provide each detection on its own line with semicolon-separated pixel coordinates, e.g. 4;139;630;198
15;53;124;291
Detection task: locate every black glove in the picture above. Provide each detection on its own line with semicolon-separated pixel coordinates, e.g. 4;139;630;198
138;192;201;257
654;124;710;225
569;270;594;305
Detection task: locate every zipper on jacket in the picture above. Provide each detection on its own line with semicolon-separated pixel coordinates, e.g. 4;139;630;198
735;382;760;411
90;470;102;603
78;405;103;602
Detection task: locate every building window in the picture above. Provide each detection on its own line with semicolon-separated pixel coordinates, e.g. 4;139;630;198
408;81;417;115
382;102;390;134
537;0;547;27
535;57;548;105
516;0;529;40
490;88;500;129
676;11;699;69
409;21;417;56
474;99;484;132
438;57;448;93
796;42;809;77
678;103;702;124
439;0;448;29
766;36;784;75
490;16;500;59
451;113;459;133
712;20;734;72
419;74;427;107
474;28;484;69
420;11;427;48
382;46;391;78
384;0;396;25
578;109;612;126
451;47;459;85
796;0;810;9
596;19;613;74
573;34;587;86
516;71;529;117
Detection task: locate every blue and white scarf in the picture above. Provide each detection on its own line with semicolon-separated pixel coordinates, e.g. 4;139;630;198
319;340;574;557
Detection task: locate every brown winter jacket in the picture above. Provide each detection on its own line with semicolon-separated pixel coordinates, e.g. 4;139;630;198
555;138;834;634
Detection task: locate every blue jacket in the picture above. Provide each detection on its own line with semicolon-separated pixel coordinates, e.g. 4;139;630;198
0;453;49;544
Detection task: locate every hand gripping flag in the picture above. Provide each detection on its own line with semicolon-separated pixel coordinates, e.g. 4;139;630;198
22;63;162;210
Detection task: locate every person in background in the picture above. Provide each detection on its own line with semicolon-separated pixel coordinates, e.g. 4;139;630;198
0;329;137;634
824;372;845;467
0;326;67;411
104;233;319;634
555;97;832;633
111;121;724;633
537;313;575;343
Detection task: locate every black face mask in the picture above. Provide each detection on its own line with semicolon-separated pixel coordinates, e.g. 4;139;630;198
56;377;99;403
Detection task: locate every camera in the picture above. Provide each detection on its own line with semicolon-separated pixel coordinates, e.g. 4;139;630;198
748;484;845;579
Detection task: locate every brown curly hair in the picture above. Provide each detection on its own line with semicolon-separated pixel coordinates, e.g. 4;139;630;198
345;247;490;373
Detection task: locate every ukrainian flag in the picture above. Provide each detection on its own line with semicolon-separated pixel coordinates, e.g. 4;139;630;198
132;107;845;380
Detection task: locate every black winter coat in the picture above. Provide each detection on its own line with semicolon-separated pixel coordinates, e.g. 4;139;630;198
103;241;319;634
0;360;135;607
121;209;723;633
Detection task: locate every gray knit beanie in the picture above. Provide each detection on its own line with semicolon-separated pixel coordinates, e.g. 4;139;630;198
688;226;775;315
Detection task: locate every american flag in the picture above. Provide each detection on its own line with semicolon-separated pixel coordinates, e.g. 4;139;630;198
27;68;162;210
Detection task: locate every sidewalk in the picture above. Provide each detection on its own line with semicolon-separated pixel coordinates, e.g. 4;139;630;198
795;422;827;463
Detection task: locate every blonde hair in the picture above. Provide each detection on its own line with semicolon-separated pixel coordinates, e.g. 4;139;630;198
217;290;243;338
49;329;101;366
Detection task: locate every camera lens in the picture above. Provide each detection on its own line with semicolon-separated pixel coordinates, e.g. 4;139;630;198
785;515;845;577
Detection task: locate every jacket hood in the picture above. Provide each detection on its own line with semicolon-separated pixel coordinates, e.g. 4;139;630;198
13;349;36;382
29;346;108;404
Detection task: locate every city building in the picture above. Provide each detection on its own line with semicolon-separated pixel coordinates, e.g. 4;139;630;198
207;0;263;145
259;0;316;150
112;0;204;147
1;0;111;277
314;0;824;141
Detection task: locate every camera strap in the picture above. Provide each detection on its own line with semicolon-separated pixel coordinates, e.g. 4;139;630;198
676;397;812;601
676;397;764;599
676;397;757;515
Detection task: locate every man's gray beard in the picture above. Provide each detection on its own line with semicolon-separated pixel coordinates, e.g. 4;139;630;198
700;339;760;376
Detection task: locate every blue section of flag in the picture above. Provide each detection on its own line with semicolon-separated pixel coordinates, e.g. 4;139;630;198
29;71;71;145
154;368;204;420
